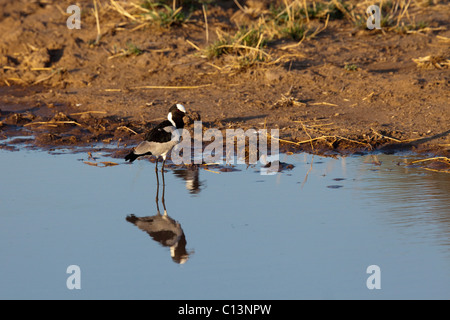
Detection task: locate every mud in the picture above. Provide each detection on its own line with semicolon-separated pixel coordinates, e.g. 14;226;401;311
0;0;449;158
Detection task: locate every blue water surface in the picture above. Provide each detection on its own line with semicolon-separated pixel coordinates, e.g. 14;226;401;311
0;148;449;299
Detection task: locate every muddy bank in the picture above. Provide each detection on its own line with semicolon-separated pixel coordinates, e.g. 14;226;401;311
0;97;448;161
0;0;449;157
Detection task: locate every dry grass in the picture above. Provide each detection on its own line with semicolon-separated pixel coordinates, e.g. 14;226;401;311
198;0;331;71
329;0;448;33
188;0;443;72
204;27;269;70
271;95;306;109
412;55;450;69
267;130;373;151
109;0;186;28
98;0;447;89
266;112;449;152
410;156;450;173
411;156;450;164
6;0;441;84
91;0;448;80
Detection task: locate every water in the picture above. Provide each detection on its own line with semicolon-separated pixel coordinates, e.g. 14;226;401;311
0;148;449;299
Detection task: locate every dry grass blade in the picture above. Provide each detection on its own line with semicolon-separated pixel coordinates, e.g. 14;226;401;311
128;2;150;13
303;122;334;128
93;0;101;45
267;133;301;146
7;78;26;84
205;62;223;70
31;67;53;71
309;13;330;38
310;102;338;107
107;52;126;60
32;69;61;85
279;34;306;50
216;44;270;57
202;4;209;43
203;168;221;174
117;126;138;135
371;128;403;143
110;0;136;20
396;0;412;27
70;111;107;115
130;23;147;32
410;156;450;173
84;161;99;167
84;161;119;167
233;0;247;13
331;0;353;21
296;117;315;151
303;0;309;23
406;26;446;34
24;121;82;127
411;157;450;164
186;39;201;51
268;133;372;149
423;168;450;173
267;53;306;65
437;35;450;43
300;154;314;189
362;92;375;101
100;161;119;167
334;135;372;148
131;84;211;89
272;95;306;109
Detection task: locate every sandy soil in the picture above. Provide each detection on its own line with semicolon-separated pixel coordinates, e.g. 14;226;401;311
0;0;449;158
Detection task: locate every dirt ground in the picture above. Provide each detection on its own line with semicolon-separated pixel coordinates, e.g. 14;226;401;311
0;0;449;159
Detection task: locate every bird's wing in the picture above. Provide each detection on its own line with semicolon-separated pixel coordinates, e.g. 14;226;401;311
144;120;174;143
133;141;155;156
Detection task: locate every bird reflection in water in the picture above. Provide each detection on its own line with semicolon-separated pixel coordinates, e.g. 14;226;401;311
126;169;191;264
172;164;202;194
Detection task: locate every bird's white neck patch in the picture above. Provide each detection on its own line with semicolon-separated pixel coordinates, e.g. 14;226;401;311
176;104;186;113
167;112;176;127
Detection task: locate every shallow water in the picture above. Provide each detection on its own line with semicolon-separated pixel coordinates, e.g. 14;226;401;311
0;148;449;299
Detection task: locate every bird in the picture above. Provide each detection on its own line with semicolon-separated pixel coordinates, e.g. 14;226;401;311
125;103;186;172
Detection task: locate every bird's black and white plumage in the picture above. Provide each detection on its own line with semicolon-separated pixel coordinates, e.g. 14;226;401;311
125;104;186;169
126;213;189;264
126;167;191;264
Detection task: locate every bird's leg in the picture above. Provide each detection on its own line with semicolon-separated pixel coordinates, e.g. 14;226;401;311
155;170;161;215
162;176;167;215
161;158;167;186
162;161;166;187
155;161;160;185
155;157;158;174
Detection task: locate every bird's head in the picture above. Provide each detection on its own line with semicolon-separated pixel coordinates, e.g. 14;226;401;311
168;104;186;128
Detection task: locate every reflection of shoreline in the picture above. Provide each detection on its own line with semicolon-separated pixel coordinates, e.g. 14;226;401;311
356;154;450;247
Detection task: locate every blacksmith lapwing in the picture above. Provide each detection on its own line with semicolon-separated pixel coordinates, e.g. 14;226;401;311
125;104;186;172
